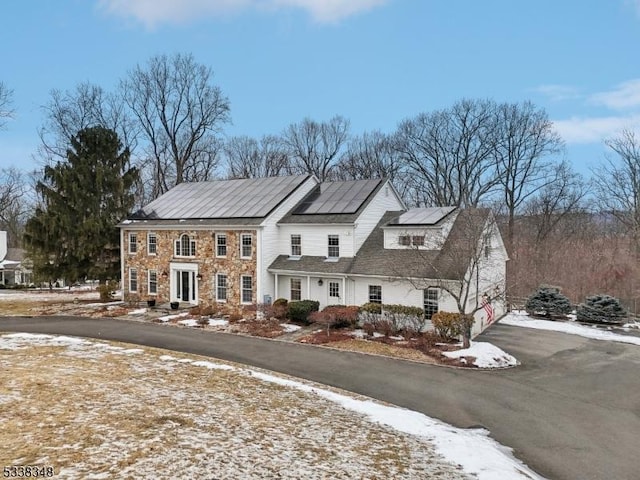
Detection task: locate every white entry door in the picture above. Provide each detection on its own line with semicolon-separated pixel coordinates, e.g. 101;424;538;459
170;263;199;305
327;280;341;305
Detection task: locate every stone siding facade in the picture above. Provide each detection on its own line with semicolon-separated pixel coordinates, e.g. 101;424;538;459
122;229;257;308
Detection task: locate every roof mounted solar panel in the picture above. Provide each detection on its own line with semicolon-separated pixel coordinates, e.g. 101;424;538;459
294;178;380;215
391;206;456;225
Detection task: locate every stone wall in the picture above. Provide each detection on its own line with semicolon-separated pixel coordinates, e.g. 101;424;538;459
122;229;257;308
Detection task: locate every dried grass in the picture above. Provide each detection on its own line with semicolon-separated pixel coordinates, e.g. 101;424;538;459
0;336;469;479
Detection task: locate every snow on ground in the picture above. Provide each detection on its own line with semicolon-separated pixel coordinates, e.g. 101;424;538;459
501;312;640;346
281;323;302;333
0;288;100;302
157;312;190;322
177;318;200;327
207;318;229;327
0;332;544;480
127;308;147;315
442;342;520;368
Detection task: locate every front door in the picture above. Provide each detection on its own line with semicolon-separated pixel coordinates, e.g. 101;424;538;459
181;271;190;301
174;270;196;303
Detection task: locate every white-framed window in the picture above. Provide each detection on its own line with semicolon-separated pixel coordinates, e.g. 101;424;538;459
398;235;411;246
328;235;339;258
216;233;227;257
329;281;340;299
148;269;158;295
174;234;196;257
291;234;302;257
424;288;439;320
290;278;302;301
240;233;252;259
216;273;228;302
369;285;382;304
147;232;157;255
412;235;425;247
129;268;138;293
128;233;138;254
241;275;253;304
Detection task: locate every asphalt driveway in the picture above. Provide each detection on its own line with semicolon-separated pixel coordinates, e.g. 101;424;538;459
1;316;639;480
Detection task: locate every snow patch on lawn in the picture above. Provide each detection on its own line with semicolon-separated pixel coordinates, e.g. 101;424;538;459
2;332;543;480
281;323;302;333
442;342;520;368
127;308;147;315
207;318;229;327
501;313;640;346
177;319;200;327
157;312;190;322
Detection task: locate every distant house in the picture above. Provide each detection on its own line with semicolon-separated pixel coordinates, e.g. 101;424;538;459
119;175;507;336
0;231;32;286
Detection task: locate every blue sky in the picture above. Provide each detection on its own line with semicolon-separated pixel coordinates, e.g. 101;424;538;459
2;0;640;174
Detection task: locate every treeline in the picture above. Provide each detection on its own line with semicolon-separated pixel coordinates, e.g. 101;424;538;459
0;53;639;310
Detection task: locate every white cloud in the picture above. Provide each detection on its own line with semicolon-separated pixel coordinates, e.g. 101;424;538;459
98;0;389;27
533;84;581;102
552;114;640;144
589;78;640;110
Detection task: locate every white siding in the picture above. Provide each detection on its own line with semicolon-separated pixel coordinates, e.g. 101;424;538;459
258;177;318;301
277;225;355;258
383;212;458;249
353;180;405;251
276;274;350;308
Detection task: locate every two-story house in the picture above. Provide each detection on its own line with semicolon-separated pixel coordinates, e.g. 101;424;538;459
119;174;507;336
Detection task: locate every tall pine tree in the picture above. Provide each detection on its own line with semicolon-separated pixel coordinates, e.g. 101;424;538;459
25;126;138;285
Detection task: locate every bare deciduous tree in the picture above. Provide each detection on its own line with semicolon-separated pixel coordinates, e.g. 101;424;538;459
38;82;137;164
593;129;640;255
394;99;500;208
0;82;14;129
223;135;290;179
493;101;564;251
282;115;350;181
0;168;29;247
122;53;230;196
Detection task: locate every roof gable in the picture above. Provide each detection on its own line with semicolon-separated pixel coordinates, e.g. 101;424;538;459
129;175;311;221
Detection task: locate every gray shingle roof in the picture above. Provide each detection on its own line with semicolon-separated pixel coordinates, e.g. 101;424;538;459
278;178;384;224
127;175;311;221
269;208;491;281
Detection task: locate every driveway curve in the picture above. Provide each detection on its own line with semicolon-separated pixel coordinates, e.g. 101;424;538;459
1;316;639;480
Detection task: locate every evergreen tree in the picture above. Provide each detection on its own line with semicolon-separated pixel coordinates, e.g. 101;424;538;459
576;294;627;325
525;286;572;318
24;126;138;285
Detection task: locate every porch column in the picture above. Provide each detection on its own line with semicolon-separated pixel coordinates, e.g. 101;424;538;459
274;273;278;299
307;275;311;298
342;276;346;305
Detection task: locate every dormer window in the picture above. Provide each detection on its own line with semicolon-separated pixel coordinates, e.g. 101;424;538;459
412;235;425;246
328;235;339;259
398;235;424;247
175;234;196;257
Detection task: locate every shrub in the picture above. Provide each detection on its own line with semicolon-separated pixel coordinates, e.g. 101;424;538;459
382;304;425;337
362;322;375;337
97;280;119;302
576;294;627;325
287;300;320;324
525;286;572;319
228;313;243;323
271;298;289;320
310;306;360;334
431;312;463;339
360;302;382;314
